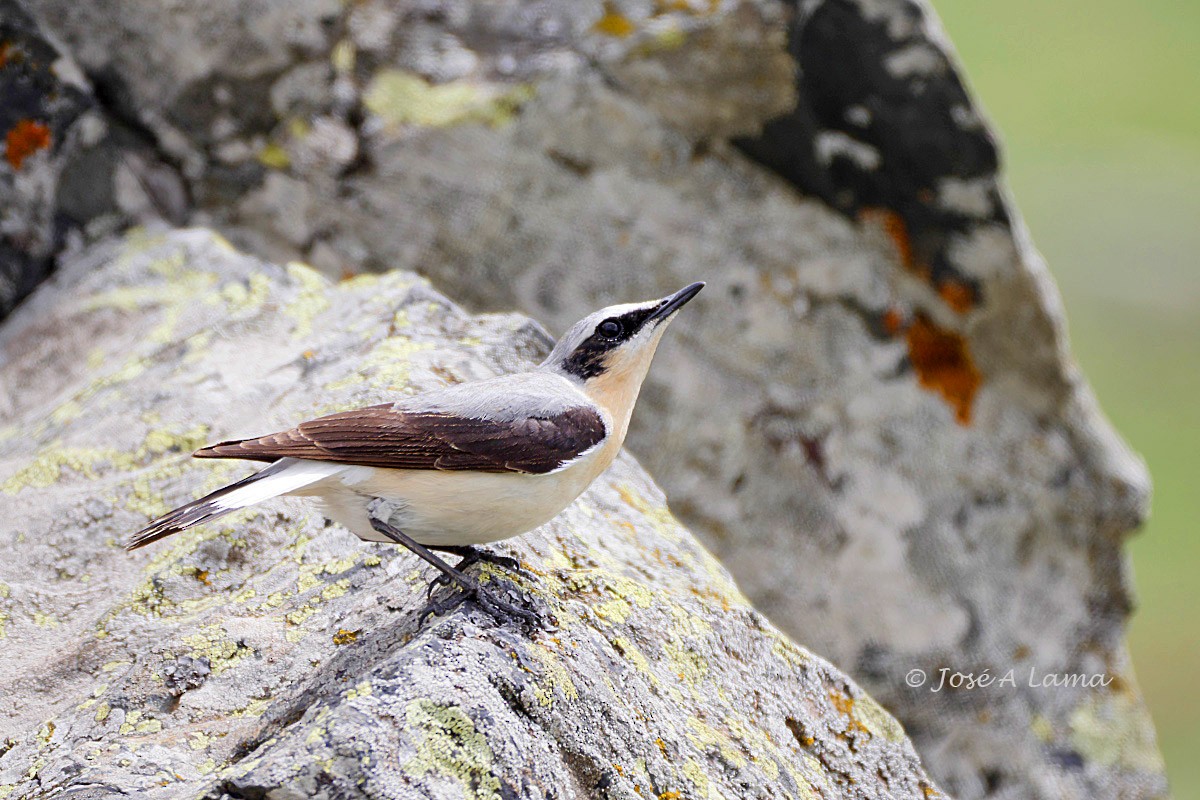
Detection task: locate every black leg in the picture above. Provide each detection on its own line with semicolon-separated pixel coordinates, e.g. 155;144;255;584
366;500;538;626
368;517;478;593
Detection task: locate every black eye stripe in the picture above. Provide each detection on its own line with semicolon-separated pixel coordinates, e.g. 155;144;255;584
562;306;659;379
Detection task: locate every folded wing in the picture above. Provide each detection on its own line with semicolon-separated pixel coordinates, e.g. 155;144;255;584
193;404;607;475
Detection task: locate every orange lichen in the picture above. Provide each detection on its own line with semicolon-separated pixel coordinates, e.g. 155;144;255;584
593;11;636;37
5;119;51;170
938;278;974;313
906;314;980;425
881;307;906;336
861;208;915;271
332;628;360;645
865;209;978;313
829;689;870;735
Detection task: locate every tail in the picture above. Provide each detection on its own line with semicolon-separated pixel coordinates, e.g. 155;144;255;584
126;458;345;550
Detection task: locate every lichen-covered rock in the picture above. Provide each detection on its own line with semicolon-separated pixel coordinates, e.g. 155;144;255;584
0;0;91;316
0;0;188;322
0;229;945;799
8;1;1168;797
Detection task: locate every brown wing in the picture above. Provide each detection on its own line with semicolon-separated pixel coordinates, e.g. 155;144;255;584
193;404;607;475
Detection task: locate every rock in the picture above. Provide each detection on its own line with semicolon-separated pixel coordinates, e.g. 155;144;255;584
5;0;1168;796
0;0;91;316
0;229;944;799
0;0;189;322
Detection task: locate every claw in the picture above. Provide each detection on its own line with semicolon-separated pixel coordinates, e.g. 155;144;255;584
426;548;528;599
473;585;541;627
420;577;541;628
452;547;528;577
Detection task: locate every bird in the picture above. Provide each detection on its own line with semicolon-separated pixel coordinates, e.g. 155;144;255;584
127;282;704;622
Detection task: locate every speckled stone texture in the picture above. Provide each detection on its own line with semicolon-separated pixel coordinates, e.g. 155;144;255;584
0;0;90;315
0;229;945;799
3;0;1168;798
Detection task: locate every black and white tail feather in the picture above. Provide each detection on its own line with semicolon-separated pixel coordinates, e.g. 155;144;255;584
126;458;343;550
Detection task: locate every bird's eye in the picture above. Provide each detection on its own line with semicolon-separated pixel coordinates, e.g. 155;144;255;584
597;319;623;339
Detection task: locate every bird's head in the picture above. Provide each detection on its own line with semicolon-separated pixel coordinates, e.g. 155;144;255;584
542;282;704;408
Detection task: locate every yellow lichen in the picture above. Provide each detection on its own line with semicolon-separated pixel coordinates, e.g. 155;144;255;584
331;38;355;74
346;681;373;701
257;142;291;169
1030;713;1054;742
770;634;812;669
50;400;83;425
118;710;141;734
325;335;433;393
530;644;579;706
680;759;709;794
180;624;254;674
612;636;657;682
1068;690;1165;772
232;698;271;719
686;717;746;768
404;700;501;800
2;445;123;493
218;273;272;314
363;69;533;129
285;262;331;339
853;694;906;743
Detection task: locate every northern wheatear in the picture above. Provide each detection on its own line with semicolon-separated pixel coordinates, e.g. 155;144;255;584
128;282;704;621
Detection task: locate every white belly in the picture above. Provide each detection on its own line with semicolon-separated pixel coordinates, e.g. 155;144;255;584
295;446;612;547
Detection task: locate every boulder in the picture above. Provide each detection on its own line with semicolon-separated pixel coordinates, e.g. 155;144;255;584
0;0;188;320
0;229;944;799
0;0;90;316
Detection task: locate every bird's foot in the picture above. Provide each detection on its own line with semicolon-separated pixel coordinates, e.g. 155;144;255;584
361;505;542;627
426;547;529;597
456;548;525;575
420;576;541;628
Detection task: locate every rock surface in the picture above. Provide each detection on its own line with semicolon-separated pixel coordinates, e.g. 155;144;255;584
2;0;1169;797
0;0;189;318
0;229;944;799
0;0;90;316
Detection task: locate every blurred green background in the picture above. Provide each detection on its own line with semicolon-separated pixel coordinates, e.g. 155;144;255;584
931;0;1199;794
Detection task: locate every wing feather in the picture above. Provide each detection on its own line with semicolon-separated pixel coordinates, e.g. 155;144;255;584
193;404;607;475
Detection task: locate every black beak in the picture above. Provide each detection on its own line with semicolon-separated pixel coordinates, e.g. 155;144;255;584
648;282;705;324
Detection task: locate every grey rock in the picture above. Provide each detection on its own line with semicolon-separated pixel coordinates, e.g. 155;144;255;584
0;0;191;322
0;229;943;800
0;0;91;316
